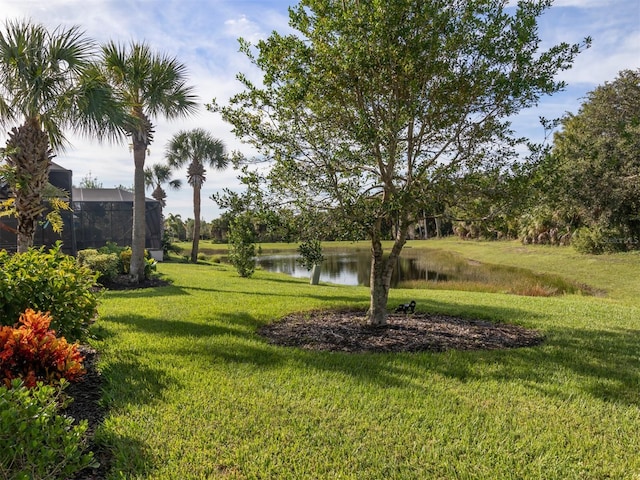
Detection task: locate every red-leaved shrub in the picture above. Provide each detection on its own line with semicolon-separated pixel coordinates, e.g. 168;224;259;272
0;309;85;388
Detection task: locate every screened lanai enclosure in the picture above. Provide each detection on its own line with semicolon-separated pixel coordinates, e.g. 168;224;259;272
72;188;162;252
0;163;162;255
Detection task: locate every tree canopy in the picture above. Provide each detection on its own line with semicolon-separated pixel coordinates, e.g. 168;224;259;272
212;0;588;325
549;68;640;250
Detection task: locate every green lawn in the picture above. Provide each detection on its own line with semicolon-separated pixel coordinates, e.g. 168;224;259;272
91;240;640;479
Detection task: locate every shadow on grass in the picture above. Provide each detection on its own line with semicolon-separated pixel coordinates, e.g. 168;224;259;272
178;284;363;305
93;430;155;480
103;283;189;299
252;298;638;407
104;313;254;339
99;299;639;409
398;321;640;407
99;350;177;410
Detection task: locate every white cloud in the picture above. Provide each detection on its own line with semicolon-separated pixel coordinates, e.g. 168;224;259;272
224;15;264;44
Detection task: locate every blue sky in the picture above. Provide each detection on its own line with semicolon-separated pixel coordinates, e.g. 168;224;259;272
1;0;638;221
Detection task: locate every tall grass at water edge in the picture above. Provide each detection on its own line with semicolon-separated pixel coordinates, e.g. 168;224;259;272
91;240;640;479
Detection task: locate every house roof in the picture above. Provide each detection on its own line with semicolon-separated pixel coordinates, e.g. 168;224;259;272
50;162;71;172
72;188;158;203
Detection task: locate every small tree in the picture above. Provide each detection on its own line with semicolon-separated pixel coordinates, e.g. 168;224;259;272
77;171;103;189
228;214;256;278
212;0;589;325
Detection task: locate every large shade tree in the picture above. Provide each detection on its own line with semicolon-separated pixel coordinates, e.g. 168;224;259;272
0;20;123;252
100;42;197;281
550;69;640;245
212;0;589;325
165;128;227;263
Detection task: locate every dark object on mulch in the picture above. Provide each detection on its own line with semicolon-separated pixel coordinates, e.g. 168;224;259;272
394;300;416;313
259;310;544;353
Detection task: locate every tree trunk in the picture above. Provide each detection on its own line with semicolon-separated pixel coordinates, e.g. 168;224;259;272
367;220;408;326
5;118;53;253
130;141;147;282
191;184;201;263
310;264;321;285
435;215;442;238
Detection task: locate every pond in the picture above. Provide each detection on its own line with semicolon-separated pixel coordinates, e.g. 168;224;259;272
256;247;589;296
256;248;471;287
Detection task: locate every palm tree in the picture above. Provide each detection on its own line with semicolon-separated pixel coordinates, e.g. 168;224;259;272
144;163;182;207
0;20;123;252
165;129;227;263
165;213;186;242
100;41;197;281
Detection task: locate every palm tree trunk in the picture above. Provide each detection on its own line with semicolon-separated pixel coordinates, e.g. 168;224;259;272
5;118;53;253
130;140;147;282
191;184;201;263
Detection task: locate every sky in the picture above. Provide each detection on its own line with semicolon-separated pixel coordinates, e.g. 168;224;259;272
0;0;638;221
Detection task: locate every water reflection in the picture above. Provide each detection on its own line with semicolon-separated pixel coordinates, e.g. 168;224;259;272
257;250;430;287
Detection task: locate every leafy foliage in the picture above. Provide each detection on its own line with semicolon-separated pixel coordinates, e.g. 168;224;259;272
77;243;157;283
76;249;120;284
0;309;85;388
228;214;256;278
0;244;98;342
297;239;324;271
0;380;94;480
571;226;632;254
549;69;640;249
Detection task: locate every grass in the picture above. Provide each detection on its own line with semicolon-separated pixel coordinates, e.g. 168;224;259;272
398;248;591;296
90;240;640;479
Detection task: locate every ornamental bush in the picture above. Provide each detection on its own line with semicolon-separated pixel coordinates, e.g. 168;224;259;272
228;214;256;278
78;243;156;282
0;243;98;342
0;309;85;388
0;379;95;480
76;249;120;284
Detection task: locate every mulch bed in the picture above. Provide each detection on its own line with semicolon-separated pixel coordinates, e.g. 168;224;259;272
259;309;544;353
63;347;111;480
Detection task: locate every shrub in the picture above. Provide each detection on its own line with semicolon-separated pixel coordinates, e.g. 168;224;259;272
229;214;256;278
119;248;132;274
0;379;95;480
76;248;99;265
78;243;157;282
115;246;156;279
0;244;98;342
572;226;629;254
228;214;256;278
77;250;120;284
0;309;85;388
